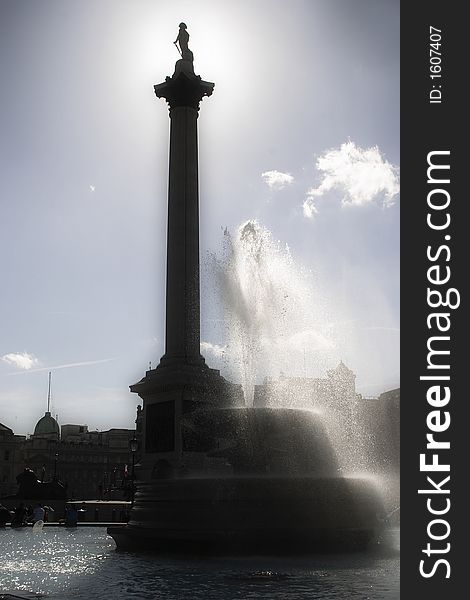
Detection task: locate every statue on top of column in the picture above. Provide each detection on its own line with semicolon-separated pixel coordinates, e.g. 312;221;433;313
174;23;194;62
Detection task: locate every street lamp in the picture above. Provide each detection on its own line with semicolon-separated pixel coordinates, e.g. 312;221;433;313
53;452;59;480
129;436;138;505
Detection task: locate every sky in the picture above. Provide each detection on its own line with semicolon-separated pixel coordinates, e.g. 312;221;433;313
0;0;399;435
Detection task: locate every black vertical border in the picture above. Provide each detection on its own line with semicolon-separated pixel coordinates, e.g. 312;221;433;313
401;2;466;597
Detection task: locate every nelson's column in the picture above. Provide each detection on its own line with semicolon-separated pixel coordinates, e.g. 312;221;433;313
129;24;242;481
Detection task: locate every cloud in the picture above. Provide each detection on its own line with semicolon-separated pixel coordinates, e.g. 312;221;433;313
303;141;400;218
2;357;117;377
261;170;294;190
89;185;96;192
1;352;39;370
302;200;318;219
201;341;226;358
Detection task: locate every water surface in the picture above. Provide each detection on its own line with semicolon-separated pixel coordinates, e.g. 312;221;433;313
0;527;399;599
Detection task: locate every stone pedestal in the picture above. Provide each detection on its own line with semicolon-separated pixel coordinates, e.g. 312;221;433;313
130;364;242;479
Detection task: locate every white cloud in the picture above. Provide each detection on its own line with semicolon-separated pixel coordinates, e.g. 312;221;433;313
89;185;96;192
201;341;226;358
303;141;400;218
2;357;117;377
1;352;39;370
261;170;294;190
302;199;318;219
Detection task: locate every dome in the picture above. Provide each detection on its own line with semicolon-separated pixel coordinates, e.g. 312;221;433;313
33;411;60;439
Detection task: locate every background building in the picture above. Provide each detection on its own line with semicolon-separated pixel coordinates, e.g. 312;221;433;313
357;388;400;473
0;422;25;497
0;407;142;501
254;361;400;474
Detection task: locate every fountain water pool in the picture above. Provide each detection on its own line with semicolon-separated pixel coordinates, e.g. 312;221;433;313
109;223;396;553
107;49;398;555
0;526;399;599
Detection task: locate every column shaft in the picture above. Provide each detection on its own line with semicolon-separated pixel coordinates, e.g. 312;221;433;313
164;106;201;363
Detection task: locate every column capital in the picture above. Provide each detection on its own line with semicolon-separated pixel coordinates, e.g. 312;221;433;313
154;65;214;110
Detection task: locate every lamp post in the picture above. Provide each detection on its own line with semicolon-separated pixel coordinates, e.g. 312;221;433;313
129;436;138;505
53;452;58;480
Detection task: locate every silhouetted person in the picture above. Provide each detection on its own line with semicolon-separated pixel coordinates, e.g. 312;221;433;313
11;502;26;527
33;503;45;523
65;505;78;527
0;503;11;527
43;505;52;522
174;22;193;61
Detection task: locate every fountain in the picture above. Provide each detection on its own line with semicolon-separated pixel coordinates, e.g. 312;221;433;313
108;25;385;553
211;220;372;475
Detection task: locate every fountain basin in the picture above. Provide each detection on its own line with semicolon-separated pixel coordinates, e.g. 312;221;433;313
112;407;385;553
108;475;384;553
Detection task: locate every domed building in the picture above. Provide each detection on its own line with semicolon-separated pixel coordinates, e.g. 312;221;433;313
1;371;141;502
33;411;60;441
